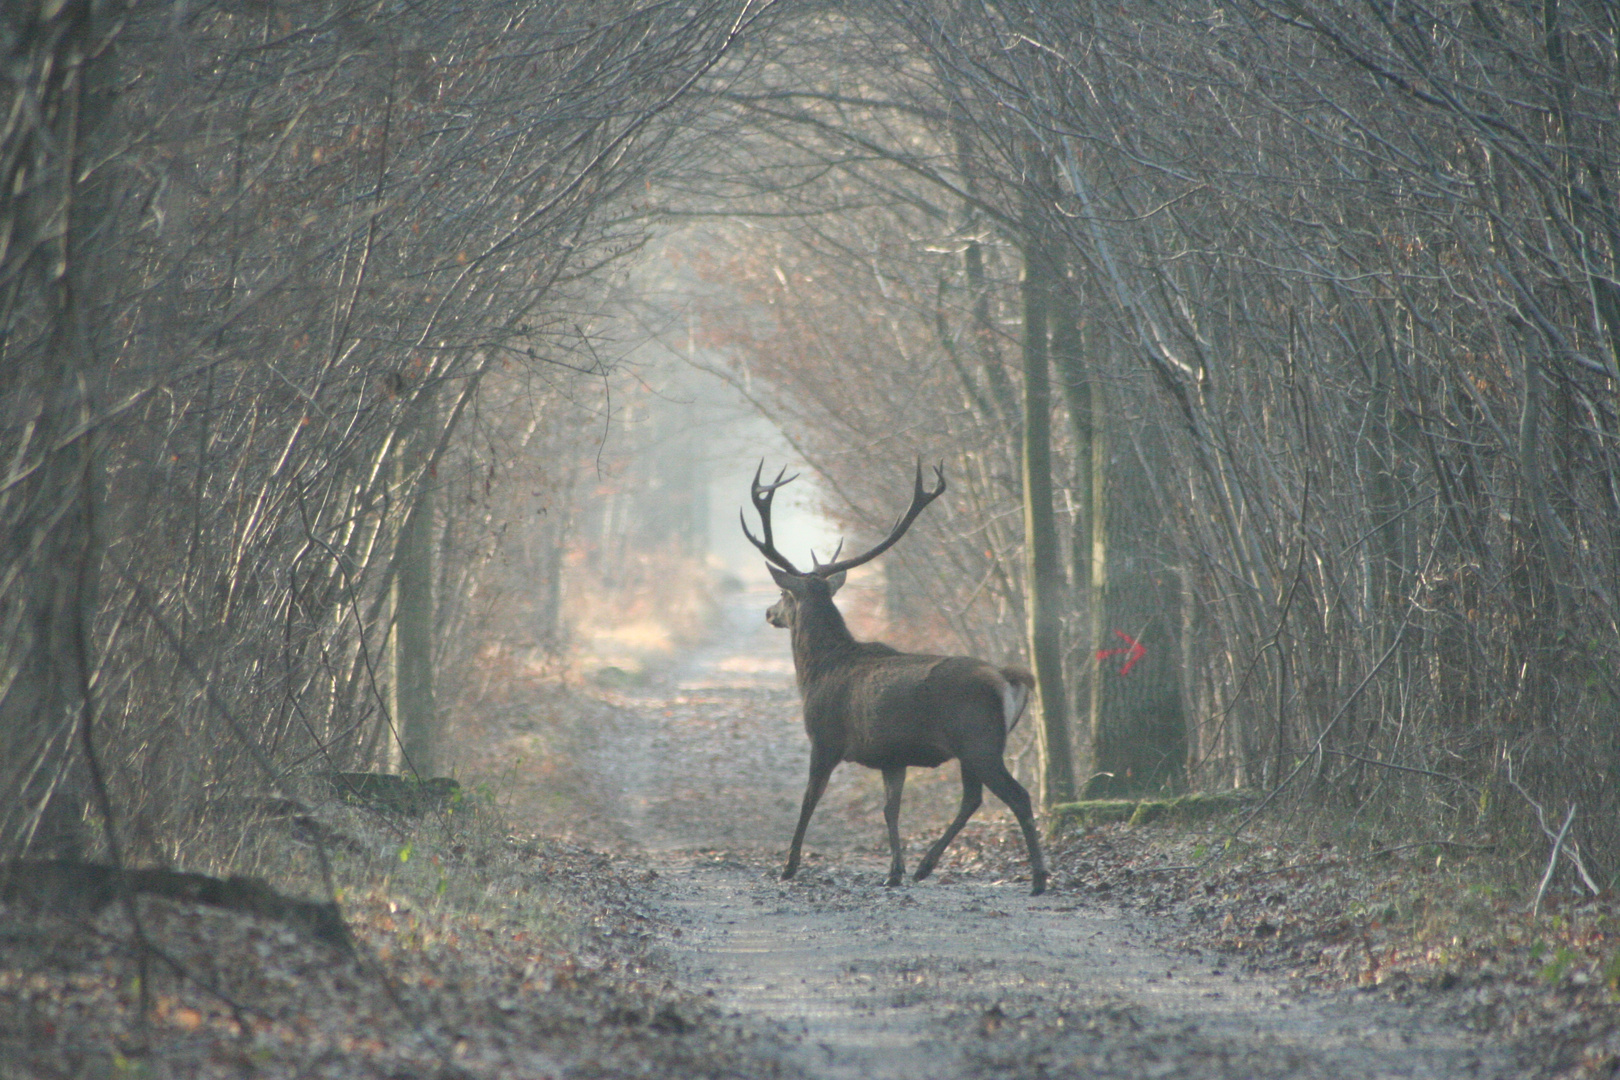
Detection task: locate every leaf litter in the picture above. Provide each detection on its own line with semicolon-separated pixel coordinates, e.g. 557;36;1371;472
3;585;1609;1079
946;819;1620;1079
0;815;804;1079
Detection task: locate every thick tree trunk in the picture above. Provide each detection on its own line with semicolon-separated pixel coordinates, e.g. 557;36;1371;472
1080;390;1187;798
0;368;97;860
0;1;114;860
1019;236;1076;807
1052;295;1187;799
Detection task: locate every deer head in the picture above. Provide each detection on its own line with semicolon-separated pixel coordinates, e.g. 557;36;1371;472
742;461;944;621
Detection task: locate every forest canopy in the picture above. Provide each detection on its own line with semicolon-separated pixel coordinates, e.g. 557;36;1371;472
2;0;1615;898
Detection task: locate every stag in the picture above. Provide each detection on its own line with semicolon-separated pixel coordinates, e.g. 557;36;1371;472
742;462;1049;895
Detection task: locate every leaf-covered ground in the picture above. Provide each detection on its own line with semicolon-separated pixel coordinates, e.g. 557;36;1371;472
0;814;804;1080
944;819;1620;1079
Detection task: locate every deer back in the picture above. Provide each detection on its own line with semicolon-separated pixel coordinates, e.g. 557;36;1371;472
800;649;1028;771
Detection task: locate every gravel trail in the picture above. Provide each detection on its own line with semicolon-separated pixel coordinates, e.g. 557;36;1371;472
585;586;1516;1080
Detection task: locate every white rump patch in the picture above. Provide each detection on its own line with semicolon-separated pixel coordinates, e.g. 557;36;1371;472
998;677;1031;732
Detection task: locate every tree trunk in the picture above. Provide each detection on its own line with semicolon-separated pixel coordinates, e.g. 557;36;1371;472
1081;386;1187;798
1019;231;1076;807
536;501;568;649
391;392;438;777
0;1;115;861
1052;294;1187;799
0;365;97;860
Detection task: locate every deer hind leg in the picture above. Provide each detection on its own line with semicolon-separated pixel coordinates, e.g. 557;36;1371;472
881;766;908;886
783;752;837;881
914;769;983;882
982;762;1049;895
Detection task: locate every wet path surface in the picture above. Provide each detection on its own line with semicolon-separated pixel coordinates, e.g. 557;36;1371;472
585;588;1516;1079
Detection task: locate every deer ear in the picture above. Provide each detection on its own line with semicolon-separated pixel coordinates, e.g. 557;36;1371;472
767;564;798;589
824;570;846;595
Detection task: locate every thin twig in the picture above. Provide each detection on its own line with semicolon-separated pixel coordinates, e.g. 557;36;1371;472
1533;804;1577;918
1216;535;1442;852
1320;749;1477;792
1505;753;1599;909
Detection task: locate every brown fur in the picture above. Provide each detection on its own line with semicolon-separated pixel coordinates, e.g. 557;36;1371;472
743;462;1047;894
766;569;1048;895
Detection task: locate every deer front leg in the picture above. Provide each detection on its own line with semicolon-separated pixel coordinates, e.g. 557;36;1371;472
783;753;836;881
881;766;908;886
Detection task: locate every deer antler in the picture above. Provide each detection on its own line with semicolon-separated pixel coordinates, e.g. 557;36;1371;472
812;461;945;577
740;461;805;574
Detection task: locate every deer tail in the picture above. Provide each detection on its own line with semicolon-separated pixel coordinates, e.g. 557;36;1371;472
997;666;1035;732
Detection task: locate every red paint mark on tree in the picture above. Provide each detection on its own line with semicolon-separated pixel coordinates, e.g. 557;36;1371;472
1096;630;1146;675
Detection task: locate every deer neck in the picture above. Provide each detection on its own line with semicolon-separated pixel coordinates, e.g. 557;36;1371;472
788;596;858;684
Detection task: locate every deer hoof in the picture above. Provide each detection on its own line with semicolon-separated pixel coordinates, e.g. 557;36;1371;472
885;873;903;887
1030;870;1049;896
913;861;935;882
781;865;798;881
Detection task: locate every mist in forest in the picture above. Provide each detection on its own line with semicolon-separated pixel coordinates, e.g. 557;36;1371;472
5;4;1620;1074
4;0;1617;894
588;235;841;589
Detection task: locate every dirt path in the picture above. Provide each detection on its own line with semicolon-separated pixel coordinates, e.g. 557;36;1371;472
585;587;1518;1080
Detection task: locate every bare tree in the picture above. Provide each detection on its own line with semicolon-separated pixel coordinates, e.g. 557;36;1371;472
0;0;124;860
0;0;773;866
659;0;1620;886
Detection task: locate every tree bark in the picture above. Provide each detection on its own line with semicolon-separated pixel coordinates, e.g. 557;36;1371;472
0;0;114;860
1052;291;1187;799
392;391;439;777
1019;223;1076;807
1080;395;1187;798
